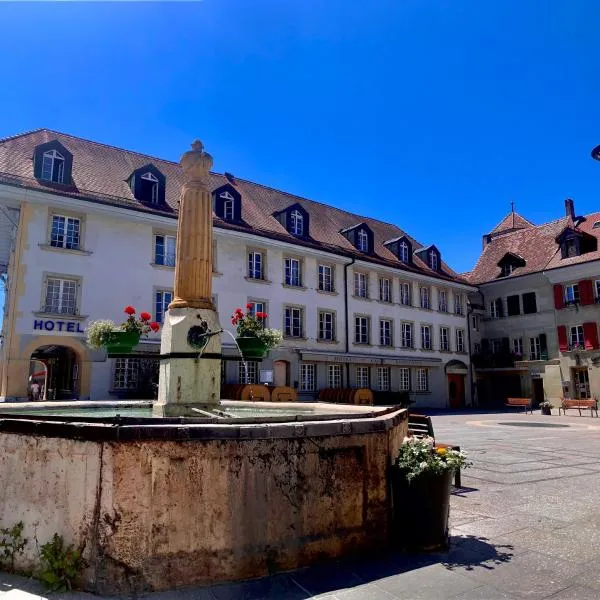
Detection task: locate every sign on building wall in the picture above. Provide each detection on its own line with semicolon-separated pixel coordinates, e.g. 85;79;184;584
33;319;85;334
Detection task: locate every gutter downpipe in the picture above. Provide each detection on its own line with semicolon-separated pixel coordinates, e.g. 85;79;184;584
344;257;357;387
466;300;474;407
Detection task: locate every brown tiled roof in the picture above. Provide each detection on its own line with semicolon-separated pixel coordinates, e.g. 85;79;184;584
489;211;534;234
468;209;600;284
0;128;467;284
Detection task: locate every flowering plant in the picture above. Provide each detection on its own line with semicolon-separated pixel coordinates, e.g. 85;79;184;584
539;401;552;409
87;306;160;349
231;304;283;349
394;436;471;481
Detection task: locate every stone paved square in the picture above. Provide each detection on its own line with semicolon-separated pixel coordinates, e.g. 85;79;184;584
2;409;600;599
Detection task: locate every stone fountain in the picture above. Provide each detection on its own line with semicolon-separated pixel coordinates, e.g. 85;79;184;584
0;140;409;595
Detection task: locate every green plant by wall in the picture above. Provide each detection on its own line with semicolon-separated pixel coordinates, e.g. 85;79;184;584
0;521;28;571
39;534;85;591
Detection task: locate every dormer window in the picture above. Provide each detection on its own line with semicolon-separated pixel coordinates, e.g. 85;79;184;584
428;249;438;270
565;237;578;258
290;210;304;236
501;263;514;277
357;229;369;252
219;191;235;220
399;241;409;262
497;252;526;278
129;164;166;205
41;150;65;183
141;172;159;204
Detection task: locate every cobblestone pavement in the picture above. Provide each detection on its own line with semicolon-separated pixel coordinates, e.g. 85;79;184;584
2;409;600;599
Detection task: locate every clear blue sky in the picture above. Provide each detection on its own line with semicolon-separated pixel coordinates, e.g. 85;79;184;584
0;0;599;276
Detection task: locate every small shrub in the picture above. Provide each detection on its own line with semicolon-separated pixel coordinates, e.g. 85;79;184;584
39;534;85;592
86;319;116;349
0;521;28;571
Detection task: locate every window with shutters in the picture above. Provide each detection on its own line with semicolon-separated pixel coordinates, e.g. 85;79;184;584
583;322;600;350
522;292;537;314
507;295;520;316
570;326;584;349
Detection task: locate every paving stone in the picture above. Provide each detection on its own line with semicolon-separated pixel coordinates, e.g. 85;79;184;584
449;584;519;599
544;584;600;599
453;513;567;539
335;584;397;599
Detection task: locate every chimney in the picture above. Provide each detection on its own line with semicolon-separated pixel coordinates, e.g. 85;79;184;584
482;234;492;249
565;198;575;221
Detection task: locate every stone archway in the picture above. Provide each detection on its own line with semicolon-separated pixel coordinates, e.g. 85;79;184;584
30;345;79;401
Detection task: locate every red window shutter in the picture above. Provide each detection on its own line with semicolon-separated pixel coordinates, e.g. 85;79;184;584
553;284;564;310
583;322;599;350
557;325;568;352
579;280;594;306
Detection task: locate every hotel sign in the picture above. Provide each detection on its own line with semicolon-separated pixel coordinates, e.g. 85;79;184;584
33;319;85;334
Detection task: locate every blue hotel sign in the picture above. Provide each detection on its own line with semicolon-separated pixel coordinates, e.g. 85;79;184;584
34;319;85;334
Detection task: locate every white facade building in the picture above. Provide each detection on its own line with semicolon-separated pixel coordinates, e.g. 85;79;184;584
0;129;474;406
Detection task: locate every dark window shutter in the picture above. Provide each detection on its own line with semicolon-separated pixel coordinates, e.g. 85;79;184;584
522;292;537;314
583;322;599;350
507;295;520;316
539;333;548;356
579;280;594;306
497;299;504;318
481;338;490;353
557;326;568;352
553;284;564;310
501;337;510;353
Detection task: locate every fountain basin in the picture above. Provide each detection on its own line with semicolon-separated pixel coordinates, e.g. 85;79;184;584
0;401;407;594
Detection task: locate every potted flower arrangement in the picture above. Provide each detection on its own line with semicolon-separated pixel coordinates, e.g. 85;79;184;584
87;306;160;354
539;400;552;416
231;304;283;359
390;436;470;551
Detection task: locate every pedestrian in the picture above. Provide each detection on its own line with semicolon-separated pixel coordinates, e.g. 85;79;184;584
31;382;40;402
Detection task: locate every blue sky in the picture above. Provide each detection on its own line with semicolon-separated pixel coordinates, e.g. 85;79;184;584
0;0;599;277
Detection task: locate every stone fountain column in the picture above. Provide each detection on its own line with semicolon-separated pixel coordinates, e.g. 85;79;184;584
154;140;222;416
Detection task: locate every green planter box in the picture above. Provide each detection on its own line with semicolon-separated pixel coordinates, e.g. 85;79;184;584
390;469;453;551
105;331;141;355
235;336;268;359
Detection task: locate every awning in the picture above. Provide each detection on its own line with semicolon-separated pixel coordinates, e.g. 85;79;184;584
300;350;442;367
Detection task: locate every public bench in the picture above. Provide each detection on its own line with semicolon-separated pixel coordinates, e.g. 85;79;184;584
505;397;532;413
407;413;462;488
559;398;598;417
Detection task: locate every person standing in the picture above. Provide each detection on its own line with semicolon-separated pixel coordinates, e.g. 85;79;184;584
31;382;40;402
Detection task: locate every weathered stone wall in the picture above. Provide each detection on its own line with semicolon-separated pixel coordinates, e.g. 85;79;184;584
0;411;406;594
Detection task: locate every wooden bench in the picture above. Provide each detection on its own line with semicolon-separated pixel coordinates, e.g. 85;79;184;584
505;397;532;414
407;413;462;488
559;398;598;417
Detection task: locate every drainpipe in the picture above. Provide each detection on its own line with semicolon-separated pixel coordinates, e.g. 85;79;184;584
343;257;356;386
466;300;474;407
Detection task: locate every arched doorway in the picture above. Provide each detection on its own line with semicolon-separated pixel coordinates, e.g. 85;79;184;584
29;345;80;401
445;360;468;409
273;360;290;387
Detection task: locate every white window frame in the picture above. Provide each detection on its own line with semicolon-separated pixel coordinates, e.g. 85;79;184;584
379;319;392;346
565;284;580;304
238;361;258;384
471;314;479;331
399;368;410;391
490;299;502;319
290;210;304;236
399;282;411;306
113;358;140;390
379;277;392;303
248;251;264;280
455;293;464;315
417;368;429;392
377;366;391;391
420;286;430;309
357;229;369;252
354;272;368;298
300;363;315;391
248;300;267;326
284;257;302;287
154;233;176;267
512;338;523;356
44;276;78;315
438;290;448;312
284;306;303;338
440;326;450;351
501;263;514;277
529;336;541;361
355;366;370;389
141;172;159;204
50;215;81;250
456;329;465;353
318;264;334;292
328;364;342;388
41;149;65;183
421;325;431;350
355;316;370;344
155;289;173;324
570;325;584;349
428;250;438;270
318;311;335;341
401;322;413;348
399;241;409;262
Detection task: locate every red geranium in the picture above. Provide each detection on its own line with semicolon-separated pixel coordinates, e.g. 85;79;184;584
150;322;160;332
256;312;268;319
246;303;254;310
140;312;152;322
124;306;136;315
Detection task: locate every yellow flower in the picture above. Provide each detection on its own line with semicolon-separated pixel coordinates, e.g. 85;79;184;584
435;447;447;456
